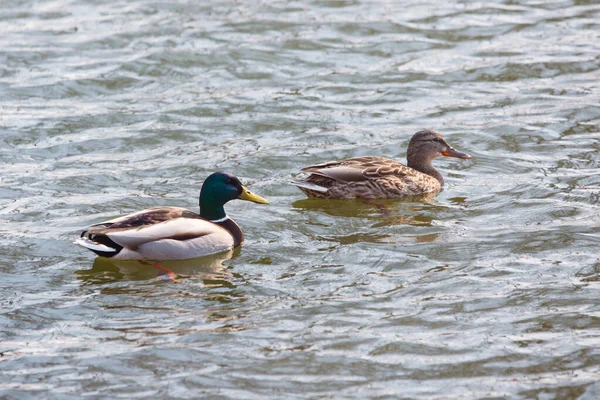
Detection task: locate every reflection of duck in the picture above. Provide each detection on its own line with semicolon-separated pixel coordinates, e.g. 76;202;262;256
75;172;268;260
75;250;236;283
292;196;442;245
295;130;471;199
292;195;437;218
293;198;436;228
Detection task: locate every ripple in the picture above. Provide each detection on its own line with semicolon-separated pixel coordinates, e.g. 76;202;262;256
1;0;600;398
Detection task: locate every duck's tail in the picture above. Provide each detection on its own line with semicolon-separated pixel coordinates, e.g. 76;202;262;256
75;231;122;258
291;180;328;193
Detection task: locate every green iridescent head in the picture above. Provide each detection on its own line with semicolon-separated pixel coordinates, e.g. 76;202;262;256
199;172;268;221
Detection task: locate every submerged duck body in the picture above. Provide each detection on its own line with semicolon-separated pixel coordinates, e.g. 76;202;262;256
75;172;268;260
295;130;471;199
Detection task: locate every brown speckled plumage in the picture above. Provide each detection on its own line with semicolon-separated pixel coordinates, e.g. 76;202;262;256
296;130;471;199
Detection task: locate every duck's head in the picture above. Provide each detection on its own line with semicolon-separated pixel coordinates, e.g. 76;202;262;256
201;172;269;205
199;172;268;220
407;129;471;167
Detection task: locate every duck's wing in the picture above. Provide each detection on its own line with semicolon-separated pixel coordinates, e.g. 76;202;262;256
77;207;232;258
93;218;223;250
302;156;414;182
86;207;194;229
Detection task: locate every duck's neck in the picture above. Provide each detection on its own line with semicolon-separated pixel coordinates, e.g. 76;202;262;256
199;199;244;248
199;197;227;221
407;158;444;185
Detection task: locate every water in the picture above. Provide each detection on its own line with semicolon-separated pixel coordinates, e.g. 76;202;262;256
1;0;599;398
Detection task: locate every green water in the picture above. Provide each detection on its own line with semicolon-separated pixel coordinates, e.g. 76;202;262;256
1;0;599;398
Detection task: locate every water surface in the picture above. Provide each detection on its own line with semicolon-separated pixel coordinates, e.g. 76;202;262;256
1;0;599;398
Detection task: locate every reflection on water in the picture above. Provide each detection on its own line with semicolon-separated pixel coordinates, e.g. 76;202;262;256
293;197;441;244
75;249;237;285
447;196;468;206
74;250;250;326
292;196;438;223
292;195;438;218
2;0;600;397
370;213;434;228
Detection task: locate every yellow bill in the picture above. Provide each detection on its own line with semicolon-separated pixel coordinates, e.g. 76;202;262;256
239;186;269;204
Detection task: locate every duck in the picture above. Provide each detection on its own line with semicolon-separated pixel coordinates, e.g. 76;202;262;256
75;172;269;260
294;129;471;199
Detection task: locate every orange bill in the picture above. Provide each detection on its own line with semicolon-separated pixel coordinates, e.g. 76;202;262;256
442;147;471;159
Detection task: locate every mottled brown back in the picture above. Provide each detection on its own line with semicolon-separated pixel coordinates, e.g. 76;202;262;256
299;156;441;199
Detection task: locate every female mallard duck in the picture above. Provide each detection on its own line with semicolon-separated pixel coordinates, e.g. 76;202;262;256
295;129;471;199
75;172;268;260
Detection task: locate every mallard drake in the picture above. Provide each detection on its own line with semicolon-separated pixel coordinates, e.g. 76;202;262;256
75;172;268;260
295;129;471;199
